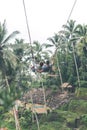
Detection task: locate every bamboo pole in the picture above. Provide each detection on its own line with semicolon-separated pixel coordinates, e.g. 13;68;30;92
13;107;21;130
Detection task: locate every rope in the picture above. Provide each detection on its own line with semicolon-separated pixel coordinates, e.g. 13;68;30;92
66;0;78;23
22;0;33;58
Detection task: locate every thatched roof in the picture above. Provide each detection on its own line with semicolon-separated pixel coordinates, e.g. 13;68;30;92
67;85;72;88
61;82;72;88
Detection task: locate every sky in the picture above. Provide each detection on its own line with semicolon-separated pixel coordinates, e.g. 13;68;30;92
0;0;87;43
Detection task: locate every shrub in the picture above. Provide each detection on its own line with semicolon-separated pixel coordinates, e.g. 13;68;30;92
0;106;4;114
68;100;87;114
18;108;32;128
80;114;87;126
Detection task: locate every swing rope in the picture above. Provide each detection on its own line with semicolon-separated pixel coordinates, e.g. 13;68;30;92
67;0;78;23
22;0;34;58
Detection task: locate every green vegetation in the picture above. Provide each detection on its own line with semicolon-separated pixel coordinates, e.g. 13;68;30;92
0;19;87;129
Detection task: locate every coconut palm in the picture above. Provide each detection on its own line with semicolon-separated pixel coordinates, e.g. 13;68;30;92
76;24;87;56
62;20;81;88
75;24;87;80
0;20;20;91
47;33;64;86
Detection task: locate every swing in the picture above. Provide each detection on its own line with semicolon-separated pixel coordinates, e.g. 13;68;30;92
22;0;77;116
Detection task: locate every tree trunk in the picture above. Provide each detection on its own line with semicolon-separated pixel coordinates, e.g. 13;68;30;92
72;42;80;88
56;52;63;89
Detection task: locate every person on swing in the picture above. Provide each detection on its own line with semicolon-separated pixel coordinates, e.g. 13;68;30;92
37;60;53;73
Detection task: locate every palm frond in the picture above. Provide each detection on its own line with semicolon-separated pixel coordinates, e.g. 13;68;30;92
9;43;29;50
3;49;18;67
3;31;20;44
47;37;56;45
0;20;7;44
45;44;53;48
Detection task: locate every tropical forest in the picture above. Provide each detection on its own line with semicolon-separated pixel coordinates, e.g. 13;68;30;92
0;19;87;130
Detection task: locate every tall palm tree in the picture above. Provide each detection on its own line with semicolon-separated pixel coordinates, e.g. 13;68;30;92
62;20;81;88
75;24;87;80
0;20;20;91
47;33;63;86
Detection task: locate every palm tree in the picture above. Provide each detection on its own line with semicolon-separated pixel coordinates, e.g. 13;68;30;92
76;24;87;41
0;20;20;91
75;24;87;80
76;24;87;55
32;40;52;62
47;33;63;86
62;20;81;88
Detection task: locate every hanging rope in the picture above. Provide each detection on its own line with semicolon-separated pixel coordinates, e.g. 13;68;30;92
67;0;78;23
22;0;33;58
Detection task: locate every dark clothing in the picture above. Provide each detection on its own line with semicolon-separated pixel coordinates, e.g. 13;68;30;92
42;64;52;73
